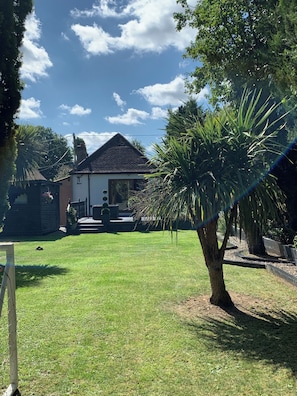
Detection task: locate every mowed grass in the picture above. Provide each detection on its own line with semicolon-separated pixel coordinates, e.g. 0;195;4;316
0;230;297;395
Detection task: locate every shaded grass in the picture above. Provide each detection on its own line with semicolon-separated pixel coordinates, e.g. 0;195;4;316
14;265;68;288
186;303;297;374
0;230;297;395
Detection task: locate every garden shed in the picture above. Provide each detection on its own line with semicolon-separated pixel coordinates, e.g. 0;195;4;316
2;169;60;236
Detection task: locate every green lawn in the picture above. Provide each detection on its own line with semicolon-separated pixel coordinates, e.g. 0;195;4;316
1;230;297;395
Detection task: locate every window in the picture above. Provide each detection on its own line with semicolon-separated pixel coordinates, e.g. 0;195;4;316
14;193;28;204
109;179;143;211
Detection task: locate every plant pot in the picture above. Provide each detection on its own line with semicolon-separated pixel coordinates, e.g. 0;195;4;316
101;213;110;227
66;222;79;235
290;247;297;266
93;205;119;220
263;237;285;258
283;244;294;262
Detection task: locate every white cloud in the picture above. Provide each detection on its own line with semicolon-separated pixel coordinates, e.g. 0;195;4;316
136;75;187;107
61;32;70;41
21;11;53;82
106;108;149;125
151;107;168;120
17;97;43;120
113;92;126;109
70;0;194;55
136;76;210;109
71;0;121;18
71;24;113;55
196;86;210;104
24;11;40;41
59;104;92;116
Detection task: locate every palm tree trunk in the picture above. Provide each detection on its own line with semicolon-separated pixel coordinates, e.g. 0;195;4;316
196;218;234;307
207;265;233;306
244;224;266;255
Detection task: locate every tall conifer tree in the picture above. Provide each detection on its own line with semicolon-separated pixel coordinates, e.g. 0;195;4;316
0;0;33;225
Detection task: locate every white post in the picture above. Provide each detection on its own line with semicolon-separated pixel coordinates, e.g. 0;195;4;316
0;243;19;396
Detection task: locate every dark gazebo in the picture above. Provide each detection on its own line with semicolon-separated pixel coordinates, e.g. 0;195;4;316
2;169;60;236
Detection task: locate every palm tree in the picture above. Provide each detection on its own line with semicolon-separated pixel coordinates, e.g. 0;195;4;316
14;125;44;182
134;90;287;307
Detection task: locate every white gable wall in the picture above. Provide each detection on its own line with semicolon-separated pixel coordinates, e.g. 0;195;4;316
72;173;145;216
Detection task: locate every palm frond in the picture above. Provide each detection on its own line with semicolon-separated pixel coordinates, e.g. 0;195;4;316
14;125;45;182
134;89;287;230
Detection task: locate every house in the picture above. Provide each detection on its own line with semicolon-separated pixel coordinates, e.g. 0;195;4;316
2;169;60;236
69;133;153;218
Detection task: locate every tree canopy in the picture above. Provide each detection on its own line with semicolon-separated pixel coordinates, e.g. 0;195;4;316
36;127;73;180
165;98;206;140
175;0;297;103
175;0;297;244
15;125;74;181
131;138;146;155
73;134;88;166
14;124;44;182
0;0;32;145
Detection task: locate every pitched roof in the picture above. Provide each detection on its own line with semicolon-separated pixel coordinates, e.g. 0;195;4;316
71;133;153;175
24;169;47;181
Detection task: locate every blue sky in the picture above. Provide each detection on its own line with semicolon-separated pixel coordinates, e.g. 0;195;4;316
17;0;207;155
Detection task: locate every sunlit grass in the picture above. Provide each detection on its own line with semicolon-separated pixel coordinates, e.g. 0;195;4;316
0;230;297;395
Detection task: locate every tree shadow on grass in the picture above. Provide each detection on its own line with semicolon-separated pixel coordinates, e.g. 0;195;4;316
187;305;297;376
14;264;68;288
0;229;67;242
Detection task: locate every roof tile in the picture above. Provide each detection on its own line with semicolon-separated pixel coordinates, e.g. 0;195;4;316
71;133;153;174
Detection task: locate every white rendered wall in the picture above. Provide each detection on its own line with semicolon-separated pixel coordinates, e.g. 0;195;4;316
72;173;144;215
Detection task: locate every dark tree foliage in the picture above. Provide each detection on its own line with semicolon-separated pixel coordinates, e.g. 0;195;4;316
175;0;297;103
131;138;146;155
15;124;44;182
37;127;73;180
13;125;73;182
0;0;33;226
165;98;206;140
0;0;32;145
73;135;88;165
0;135;17;226
175;0;297;238
14;125;73;181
